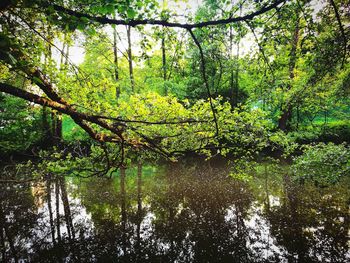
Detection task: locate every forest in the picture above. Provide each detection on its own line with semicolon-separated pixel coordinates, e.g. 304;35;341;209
0;0;349;262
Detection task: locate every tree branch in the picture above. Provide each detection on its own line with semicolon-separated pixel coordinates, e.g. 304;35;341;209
92;115;209;125
246;21;275;79
328;0;347;67
45;0;286;29
188;29;219;137
0;82;120;143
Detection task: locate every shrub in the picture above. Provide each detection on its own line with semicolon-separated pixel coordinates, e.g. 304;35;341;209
292;143;350;185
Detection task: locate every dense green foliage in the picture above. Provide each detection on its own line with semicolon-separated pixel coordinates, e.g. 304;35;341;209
1;3;349;262
0;94;43;153
0;0;349;180
292;143;350;185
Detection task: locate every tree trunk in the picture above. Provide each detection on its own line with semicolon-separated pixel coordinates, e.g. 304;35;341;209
55;113;62;142
46;175;56;244
162;27;167;95
113;24;120;99
127;26;135;93
42;106;51;143
229;25;234;104
60;42;66;66
234;36;240;107
55;177;61;242
51;111;61;144
59;176;75;240
278;104;293;131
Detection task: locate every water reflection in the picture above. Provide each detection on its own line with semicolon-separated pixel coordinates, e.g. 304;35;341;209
0;161;349;262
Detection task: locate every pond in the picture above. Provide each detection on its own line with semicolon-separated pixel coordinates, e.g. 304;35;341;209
0;160;349;262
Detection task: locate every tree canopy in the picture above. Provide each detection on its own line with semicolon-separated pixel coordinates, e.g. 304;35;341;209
0;0;349;167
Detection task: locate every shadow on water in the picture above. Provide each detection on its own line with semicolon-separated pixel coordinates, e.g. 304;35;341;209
0;161;349;262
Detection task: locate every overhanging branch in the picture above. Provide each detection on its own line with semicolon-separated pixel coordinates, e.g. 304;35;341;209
45;0;286;29
0;82;120;143
188;29;219;137
328;0;347;67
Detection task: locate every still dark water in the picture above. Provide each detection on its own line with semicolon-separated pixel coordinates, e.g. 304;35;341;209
0;161;349;262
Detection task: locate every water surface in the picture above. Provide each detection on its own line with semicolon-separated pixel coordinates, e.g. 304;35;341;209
0;161;349;262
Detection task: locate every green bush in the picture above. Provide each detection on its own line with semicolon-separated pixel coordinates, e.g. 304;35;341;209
320;121;350;143
0;95;43;154
292;143;350;185
290;121;350;144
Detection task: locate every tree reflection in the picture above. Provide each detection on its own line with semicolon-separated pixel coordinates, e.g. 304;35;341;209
0;181;39;262
147;162;256;262
0;161;349;262
265;176;350;263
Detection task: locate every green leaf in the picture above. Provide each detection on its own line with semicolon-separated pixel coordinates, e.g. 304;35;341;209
127;8;136;19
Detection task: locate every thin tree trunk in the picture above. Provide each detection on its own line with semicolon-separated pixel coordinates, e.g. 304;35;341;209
46;175;56;244
162;26;167;95
235;5;242;107
59;176;81;261
42;106;51;143
229;25;234;104
60;42;66;66
127;26;135;92
65;44;69;65
51;111;57;142
234;36;240;107
113;24;120;98
55;177;61;242
55;113;62;142
59;176;74;240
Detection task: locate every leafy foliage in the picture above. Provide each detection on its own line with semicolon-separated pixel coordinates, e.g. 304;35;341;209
0;94;43;154
0;0;349;172
292;143;350;185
